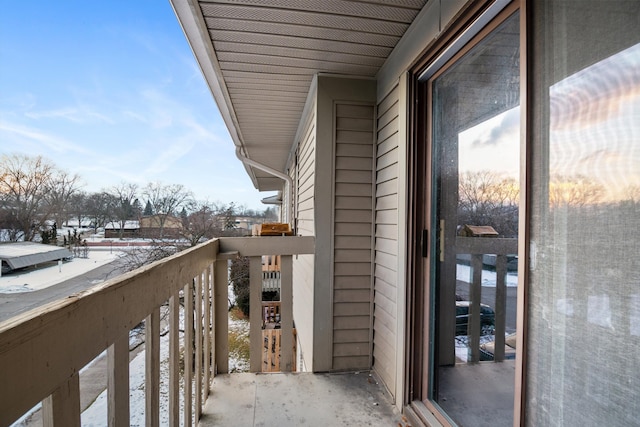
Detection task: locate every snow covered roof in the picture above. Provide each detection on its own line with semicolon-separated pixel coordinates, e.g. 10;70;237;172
0;242;73;270
105;221;140;230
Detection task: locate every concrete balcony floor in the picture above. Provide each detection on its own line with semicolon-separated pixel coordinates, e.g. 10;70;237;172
200;371;402;426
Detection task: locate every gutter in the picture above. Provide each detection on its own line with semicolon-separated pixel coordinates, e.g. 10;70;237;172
235;148;293;226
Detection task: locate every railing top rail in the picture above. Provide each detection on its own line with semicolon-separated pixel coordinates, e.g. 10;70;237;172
455;237;517;255
219;236;314;256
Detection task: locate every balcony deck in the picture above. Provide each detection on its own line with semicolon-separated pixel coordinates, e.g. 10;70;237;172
200;372;400;426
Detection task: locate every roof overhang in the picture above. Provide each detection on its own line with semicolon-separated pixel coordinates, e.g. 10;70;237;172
170;0;428;191
0;242;73;270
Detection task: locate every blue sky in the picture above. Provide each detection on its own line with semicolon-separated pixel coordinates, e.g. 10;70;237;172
0;1;268;210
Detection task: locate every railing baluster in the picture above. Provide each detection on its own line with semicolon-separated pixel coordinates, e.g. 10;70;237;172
280;255;293;372
108;333;129;427
195;272;203;418
168;292;180;427
204;263;213;395
145;307;160;427
249;256;263;372
184;281;194;426
494;255;507;362
214;258;229;374
42;372;80;427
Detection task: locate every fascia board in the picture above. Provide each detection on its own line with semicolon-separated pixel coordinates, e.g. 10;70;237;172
170;0;260;188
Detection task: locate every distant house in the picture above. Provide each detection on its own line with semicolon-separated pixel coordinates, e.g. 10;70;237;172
104;221;140;238
139;215;183;239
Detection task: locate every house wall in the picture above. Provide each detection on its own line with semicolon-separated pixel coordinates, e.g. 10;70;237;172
332;102;376;371
372;0;468;404
314;75;376;372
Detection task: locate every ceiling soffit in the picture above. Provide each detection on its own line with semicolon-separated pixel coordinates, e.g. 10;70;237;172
192;0;427;190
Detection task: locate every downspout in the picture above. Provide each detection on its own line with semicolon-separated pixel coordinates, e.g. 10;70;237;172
235;148;293;228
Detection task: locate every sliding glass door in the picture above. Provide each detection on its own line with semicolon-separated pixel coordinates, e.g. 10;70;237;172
419;7;521;426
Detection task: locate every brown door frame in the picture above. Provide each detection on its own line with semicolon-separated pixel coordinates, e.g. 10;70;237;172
405;1;525;425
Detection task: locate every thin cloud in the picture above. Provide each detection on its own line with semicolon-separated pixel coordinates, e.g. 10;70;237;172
0;120;91;154
550;43;640;131
25;106;115;124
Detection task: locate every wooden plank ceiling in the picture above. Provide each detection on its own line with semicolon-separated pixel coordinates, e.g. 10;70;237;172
183;0;427;190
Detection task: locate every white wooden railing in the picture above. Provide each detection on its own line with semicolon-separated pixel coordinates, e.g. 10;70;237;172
0;236;314;427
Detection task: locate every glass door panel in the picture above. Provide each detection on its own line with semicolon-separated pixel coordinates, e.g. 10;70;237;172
427;11;520;426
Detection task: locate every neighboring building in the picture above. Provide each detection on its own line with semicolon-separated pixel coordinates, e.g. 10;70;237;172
104;220;140;238
172;1;640;426
139;215;183;239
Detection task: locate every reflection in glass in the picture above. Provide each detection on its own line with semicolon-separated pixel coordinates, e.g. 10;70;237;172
528;2;640;424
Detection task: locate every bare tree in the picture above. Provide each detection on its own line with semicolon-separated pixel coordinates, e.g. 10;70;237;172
0;154;57;241
45;169;83;230
548;175;604;208
180;201;225;246
458;170;519;237
85;191;116;232
67;191;88;228
142;181;194;238
107;182;139;239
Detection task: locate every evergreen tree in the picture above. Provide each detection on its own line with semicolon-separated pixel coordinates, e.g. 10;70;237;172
144;200;153;216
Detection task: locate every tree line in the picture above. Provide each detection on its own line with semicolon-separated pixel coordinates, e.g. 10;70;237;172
0;153;277;244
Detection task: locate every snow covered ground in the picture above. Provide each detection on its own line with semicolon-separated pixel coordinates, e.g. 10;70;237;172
0;250;121;294
456;263;518;287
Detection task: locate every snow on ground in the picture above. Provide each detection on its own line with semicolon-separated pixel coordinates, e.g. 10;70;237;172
81;331;184;426
0;250;121;294
456;263;518;287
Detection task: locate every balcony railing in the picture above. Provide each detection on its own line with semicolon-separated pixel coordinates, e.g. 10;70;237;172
0;236;314;427
456;237;518;363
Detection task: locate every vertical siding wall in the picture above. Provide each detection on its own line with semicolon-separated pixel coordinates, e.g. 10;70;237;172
373;85;401;390
332;103;376;370
292;103;317;371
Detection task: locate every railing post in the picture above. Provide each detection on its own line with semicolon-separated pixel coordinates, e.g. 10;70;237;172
204;263;213;394
469;254;483;362
169;292;180;427
145;307;160;427
42;372;80;427
494;255;507;362
249;256;263;372
107;333;129;427
214;258;229;374
280;255;293;372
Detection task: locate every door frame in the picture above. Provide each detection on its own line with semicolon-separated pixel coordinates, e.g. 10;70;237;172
404;0;527;425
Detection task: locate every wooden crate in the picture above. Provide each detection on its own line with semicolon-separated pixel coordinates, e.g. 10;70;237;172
262;328;297;372
259;223;293;236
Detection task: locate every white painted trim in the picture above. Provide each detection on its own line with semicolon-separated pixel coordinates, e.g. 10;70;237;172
417;0;512;81
395;72;409;409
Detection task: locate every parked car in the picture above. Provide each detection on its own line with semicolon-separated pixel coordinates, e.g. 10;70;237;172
480;333;517;361
455;301;495;336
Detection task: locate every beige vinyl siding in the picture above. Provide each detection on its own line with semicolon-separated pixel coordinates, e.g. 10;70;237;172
373;84;400;390
332;103;375;371
292;103;316;371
